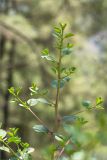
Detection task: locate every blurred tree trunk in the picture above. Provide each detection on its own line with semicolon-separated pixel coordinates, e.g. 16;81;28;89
3;39;16;129
0;34;6;59
1;39;16;160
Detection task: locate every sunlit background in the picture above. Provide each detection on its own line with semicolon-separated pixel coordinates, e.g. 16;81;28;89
0;0;107;159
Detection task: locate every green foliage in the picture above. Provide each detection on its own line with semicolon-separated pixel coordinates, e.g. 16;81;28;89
33;125;49;133
0;23;104;160
82;100;91;108
0;128;33;159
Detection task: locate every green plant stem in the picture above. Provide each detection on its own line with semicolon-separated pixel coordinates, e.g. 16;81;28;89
28;108;53;134
14;95;53;134
28;108;46;126
72;106;96;116
56;138;71;160
54;31;63;131
2;140;20;160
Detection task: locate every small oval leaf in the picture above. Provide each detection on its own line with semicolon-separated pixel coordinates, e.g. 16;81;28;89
62;48;73;56
62;115;77;123
0;129;7;138
33;125;49;133
82;100;91;108
55;134;65;142
27;99;38;106
0;146;10;153
64;33;74;38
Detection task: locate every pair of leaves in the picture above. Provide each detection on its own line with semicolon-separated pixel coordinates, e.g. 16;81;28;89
82;97;104;110
51;77;70;88
62;48;73;56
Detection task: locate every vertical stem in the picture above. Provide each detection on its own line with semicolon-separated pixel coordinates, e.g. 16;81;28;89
2;140;20;160
54;30;63;131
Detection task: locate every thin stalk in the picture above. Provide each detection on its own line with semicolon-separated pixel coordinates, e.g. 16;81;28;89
28;108;46;127
54;30;64;131
15;95;52;133
2;140;20;160
71;106;96;116
56;138;71;160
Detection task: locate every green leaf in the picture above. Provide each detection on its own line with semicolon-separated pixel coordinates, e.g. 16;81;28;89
54;27;61;33
37;98;49;104
27;98;49;106
67;43;74;48
63;77;71;82
96;105;104;110
77;117;88;125
96;97;103;105
59;23;67;30
0;146;10;153
51;78;70;88
62;115;77;123
8;87;15;94
41;55;55;61
33;125;49;133
16;87;22;96
62;48;73;56
51;80;64;88
64;67;76;76
0;129;7;139
82;100;91;108
64;33;74;38
20;142;29;148
8;136;21;144
51;67;58;74
27;99;38;106
41;49;49;55
27;147;35;154
55;134;65;142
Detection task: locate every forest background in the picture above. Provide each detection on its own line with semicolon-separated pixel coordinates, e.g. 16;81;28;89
0;0;107;159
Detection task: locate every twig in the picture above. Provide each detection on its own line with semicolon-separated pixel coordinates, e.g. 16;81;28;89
54;29;64;131
56;138;71;160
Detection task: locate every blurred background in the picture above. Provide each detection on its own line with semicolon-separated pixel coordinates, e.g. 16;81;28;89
0;0;107;159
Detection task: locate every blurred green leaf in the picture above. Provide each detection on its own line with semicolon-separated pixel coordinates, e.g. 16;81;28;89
8;87;15;94
33;125;49;133
27;98;49;106
55;134;65;142
96;97;103;105
8;136;21;144
0;129;7;139
51;77;70;88
82;100;91;109
96;105;104;110
42;49;49;55
27;99;38;106
41;55;55;61
0;146;10;153
62;115;77;123
64;33;74;38
62;48;73;56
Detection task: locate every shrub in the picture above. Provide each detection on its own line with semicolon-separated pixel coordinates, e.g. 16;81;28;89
0;23;104;160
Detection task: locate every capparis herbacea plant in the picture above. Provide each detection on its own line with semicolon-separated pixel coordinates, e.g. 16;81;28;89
0;23;104;160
